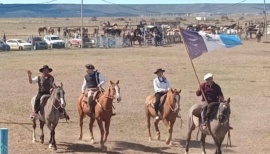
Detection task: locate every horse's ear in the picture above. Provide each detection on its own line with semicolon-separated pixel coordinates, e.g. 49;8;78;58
53;83;57;88
60;82;63;88
116;80;119;84
170;88;174;93
227;97;230;103
178;89;182;93
110;80;113;85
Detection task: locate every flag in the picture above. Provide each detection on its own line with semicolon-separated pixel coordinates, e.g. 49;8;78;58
180;29;242;59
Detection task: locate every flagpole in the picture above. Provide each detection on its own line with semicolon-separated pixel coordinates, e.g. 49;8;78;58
180;29;208;103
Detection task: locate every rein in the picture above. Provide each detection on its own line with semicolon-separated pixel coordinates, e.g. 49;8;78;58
96;86;116;112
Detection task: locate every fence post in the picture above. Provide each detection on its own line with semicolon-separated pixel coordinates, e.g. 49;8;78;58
0;128;8;154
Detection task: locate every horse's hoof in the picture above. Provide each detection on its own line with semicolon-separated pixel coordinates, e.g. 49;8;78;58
78;136;82;140
202;152;206;154
49;144;52;149
184;152;188;154
32;139;36;143
157;136;160;141
165;140;170;145
53;146;57;151
101;145;107;151
148;137;152;141
90;139;95;144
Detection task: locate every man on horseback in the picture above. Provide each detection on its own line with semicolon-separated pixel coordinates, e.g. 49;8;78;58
82;64;106;116
153;68;171;120
196;73;224;129
27;65;69;120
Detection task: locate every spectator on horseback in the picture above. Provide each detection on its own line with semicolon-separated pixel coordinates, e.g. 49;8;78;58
27;65;69;120
82;64;106;116
196;73;224;129
153;68;171;120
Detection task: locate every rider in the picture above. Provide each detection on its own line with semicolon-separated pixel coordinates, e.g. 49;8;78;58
153;68;171;120
81;64;106;116
27;65;69;120
196;73;224;128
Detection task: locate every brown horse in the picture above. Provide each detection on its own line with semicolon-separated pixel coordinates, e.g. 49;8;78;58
145;88;181;145
38;26;47;36
47;27;55;35
125;35;143;47
77;80;121;149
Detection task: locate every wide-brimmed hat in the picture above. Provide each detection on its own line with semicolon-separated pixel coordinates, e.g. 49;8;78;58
85;64;95;70
154;68;165;74
39;65;53;73
204;73;213;80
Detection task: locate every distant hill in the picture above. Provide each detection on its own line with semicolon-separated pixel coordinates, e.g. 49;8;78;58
0;4;269;18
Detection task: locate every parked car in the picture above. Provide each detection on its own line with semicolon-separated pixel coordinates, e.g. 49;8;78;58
44;35;65;48
6;39;32;51
27;36;48;50
0;40;10;51
68;34;92;48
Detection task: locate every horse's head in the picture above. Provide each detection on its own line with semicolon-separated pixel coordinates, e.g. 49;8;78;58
218;98;231;123
108;80;121;103
52;82;66;109
167;88;181;110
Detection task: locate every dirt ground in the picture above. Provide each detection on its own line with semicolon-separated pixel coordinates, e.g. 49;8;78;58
1;17;270;154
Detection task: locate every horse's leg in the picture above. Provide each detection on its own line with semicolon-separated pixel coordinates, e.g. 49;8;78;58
146;110;152;141
166;119;176;145
50;128;57;150
154;120;160;140
103;119;111;144
39;120;45;144
185;118;195;154
89;117;95;144
78;108;84;140
200;133;207;154
96;119;105;149
32;119;36;143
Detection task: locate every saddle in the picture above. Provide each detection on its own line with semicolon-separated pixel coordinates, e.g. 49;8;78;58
149;94;167;111
205;102;220;121
83;91;102;104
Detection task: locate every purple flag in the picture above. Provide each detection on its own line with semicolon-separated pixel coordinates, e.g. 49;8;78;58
180;29;242;59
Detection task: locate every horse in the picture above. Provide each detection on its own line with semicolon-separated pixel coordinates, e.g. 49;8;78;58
38;26;47;36
47;27;54;35
125;34;143;47
185;98;231;154
256;29;263;42
31;83;66;151
145;88;181;145
77;80;122;149
154;31;163;47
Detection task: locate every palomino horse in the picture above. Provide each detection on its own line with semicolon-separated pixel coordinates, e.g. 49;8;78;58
145;88;181;145
77;80;121;149
38;26;47;36
31;83;66;150
185;98;231;154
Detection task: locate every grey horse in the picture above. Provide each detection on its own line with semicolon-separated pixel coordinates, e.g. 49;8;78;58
31;83;66;150
185;98;231;154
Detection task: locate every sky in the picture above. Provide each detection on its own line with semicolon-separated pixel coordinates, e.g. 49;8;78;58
0;0;266;4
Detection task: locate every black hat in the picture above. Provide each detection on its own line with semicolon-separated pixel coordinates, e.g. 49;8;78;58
154;68;165;74
85;64;95;70
39;65;53;73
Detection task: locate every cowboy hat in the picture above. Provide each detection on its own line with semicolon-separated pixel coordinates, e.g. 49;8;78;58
85;64;95;70
204;73;213;80
154;68;165;74
39;65;53;73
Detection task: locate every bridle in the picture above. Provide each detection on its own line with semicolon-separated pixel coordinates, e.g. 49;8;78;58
51;87;66;110
218;102;230;125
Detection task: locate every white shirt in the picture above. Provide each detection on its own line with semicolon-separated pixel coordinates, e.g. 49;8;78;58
81;73;106;92
31;76;54;85
153;77;171;93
